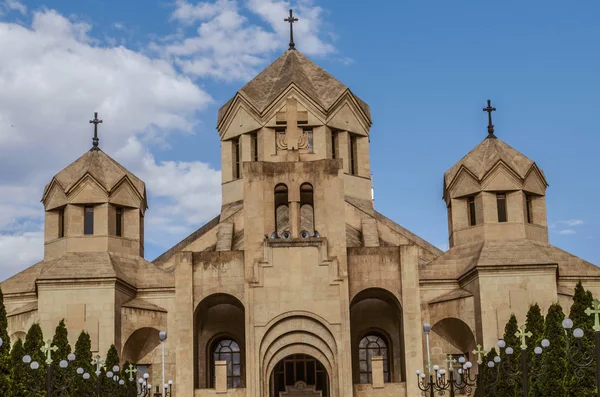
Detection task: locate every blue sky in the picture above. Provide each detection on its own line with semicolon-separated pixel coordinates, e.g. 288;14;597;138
0;0;598;280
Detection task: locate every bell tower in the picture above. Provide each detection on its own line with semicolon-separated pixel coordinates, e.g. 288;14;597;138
41;112;148;260
443;100;549;248
216;45;373;240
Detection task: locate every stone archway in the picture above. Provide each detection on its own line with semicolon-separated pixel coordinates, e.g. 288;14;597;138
431;317;477;368
270;354;329;397
350;287;405;383
194;293;245;389
259;313;338;397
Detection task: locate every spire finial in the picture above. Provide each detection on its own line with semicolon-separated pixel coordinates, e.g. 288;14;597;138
89;111;103;150
482;99;496;137
284;9;298;50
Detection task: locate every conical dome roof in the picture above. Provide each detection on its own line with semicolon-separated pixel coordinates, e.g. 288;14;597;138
217;49;370;125
444;136;547;188
42;148;146;201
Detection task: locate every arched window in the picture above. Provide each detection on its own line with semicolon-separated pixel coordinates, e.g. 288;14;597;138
300;183;314;233
210;338;242;388
358;333;390;384
274;184;289;234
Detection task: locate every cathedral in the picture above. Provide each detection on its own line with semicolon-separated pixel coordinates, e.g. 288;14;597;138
2;22;600;397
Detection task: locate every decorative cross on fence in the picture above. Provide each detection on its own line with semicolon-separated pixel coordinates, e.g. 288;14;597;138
445;354;457;370
472;344;487;364
585;299;600;332
125;363;137;381
515;325;533;350
92;354;105;375
41;339;58;365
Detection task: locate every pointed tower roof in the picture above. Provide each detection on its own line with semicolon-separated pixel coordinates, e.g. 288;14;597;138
217;49;371;125
444;135;547;189
42;148;146;206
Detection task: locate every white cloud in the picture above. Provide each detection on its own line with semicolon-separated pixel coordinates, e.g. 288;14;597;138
171;0;235;24
160;0;335;80
0;232;44;276
0;9;219;281
559;229;576;235
2;0;27;15
115;138;222;243
560;219;584;227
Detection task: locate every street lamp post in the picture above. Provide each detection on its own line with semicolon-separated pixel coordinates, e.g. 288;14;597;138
485;325;550;396
159;331;167;397
561;298;600;397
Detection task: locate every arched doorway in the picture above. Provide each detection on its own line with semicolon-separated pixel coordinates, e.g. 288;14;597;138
194;293;246;389
350;288;405;383
270;354;329;397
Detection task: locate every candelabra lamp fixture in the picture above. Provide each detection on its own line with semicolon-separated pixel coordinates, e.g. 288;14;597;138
126;363;175;397
416;355;478;397
561;298;600;397
485;325;550;396
21;339;85;397
416;323;479;396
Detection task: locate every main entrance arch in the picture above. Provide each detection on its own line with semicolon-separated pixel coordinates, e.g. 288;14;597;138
270;354;329;397
259;312;339;397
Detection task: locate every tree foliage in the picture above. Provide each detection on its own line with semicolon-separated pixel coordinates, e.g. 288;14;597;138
50;319;72;392
494;314;520;397
531;303;567;397
23;323;46;396
0;287;11;393
565;281;596;397
475;348;498;397
9;338;27;397
72;331;94;397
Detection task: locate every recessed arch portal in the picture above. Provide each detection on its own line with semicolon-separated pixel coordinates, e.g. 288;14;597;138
431;317;477;366
194;293;246;389
260;313;339;397
270;354;330;397
350;287;405;383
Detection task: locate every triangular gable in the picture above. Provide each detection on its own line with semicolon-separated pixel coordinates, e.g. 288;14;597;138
328;91;372;132
41;178;66;203
222;104;264;140
109;179;142;208
523;166;547;195
261;84;328;125
481;162;522;191
327;101;368;136
68;175;108;204
448;168;481;199
44;183;68;210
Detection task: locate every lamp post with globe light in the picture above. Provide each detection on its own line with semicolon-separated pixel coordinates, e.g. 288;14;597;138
484;325;550;396
160;331;167;397
561;299;600;397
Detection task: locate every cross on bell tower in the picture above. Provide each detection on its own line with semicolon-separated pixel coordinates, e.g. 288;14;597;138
89;111;103;151
284;9;299;50
483;99;496;137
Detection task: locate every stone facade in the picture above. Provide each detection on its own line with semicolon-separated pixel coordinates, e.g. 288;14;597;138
2;48;600;397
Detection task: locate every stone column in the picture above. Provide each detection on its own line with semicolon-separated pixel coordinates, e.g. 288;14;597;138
215;360;227;394
175;251;194;396
371;356;384;389
337;131;350;173
221;139;234;183
400;244;424;397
